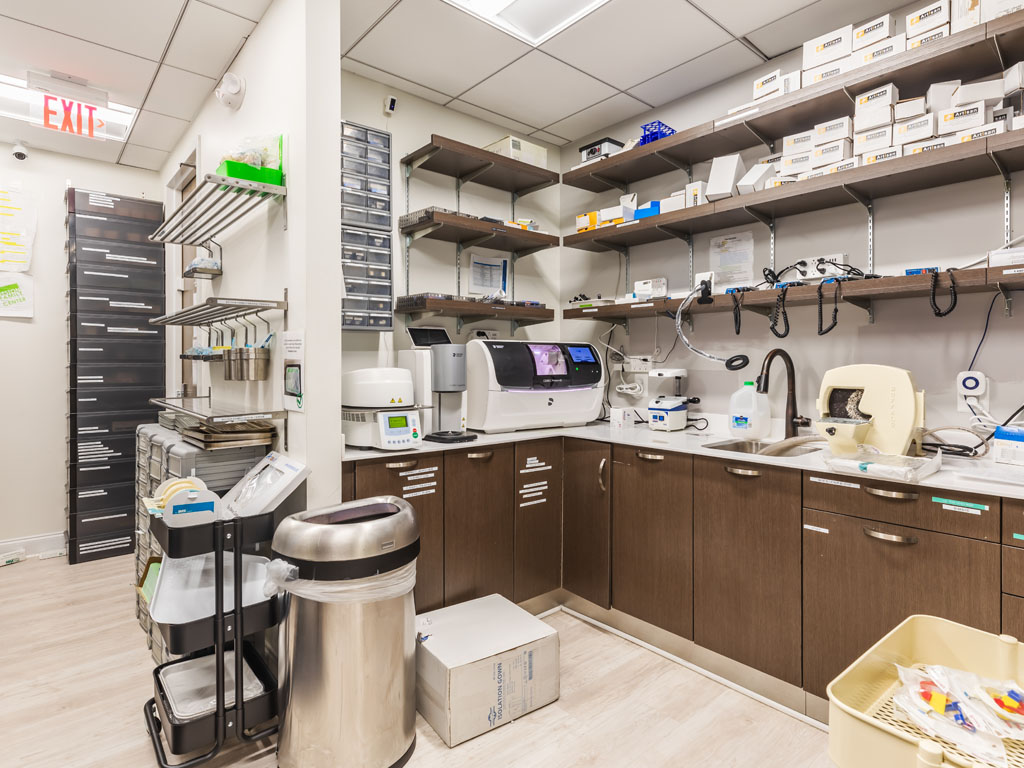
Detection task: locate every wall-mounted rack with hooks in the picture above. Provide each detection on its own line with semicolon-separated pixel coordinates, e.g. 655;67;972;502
149;296;287;327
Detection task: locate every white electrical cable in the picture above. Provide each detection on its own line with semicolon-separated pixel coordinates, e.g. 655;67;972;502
966;399;1024;432
615;368;644;397
673;285;749;370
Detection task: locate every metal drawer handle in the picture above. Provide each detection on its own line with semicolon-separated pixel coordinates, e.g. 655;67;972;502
863;486;919;501
725;466;761;477
863;527;918;545
467;451;493;460
637;451;664;461
598;457;607;492
385;460;417;470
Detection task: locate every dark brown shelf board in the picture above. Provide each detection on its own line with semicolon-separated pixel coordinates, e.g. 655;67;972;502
563;300;669;320
401;210;559;254
401;134;559;196
397;296;554;325
562;15;1020;193
564;133;1020;254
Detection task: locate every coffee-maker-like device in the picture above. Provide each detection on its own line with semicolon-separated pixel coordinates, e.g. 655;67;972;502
424;343;477;443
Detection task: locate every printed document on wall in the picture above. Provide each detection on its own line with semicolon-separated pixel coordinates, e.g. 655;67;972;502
0;272;33;317
469;254;508;296
0;185;37;272
709;231;754;292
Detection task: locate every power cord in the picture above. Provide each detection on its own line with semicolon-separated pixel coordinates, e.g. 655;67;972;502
684;417;709;431
732;291;744;335
929;268;958;317
770;283;790;338
817;280;840;335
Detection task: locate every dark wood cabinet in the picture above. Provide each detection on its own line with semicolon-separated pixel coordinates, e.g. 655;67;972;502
443;445;514;604
693;457;802;685
562;439;612;609
513;439;563;603
1003;498;1024;547
611;445;693;639
803;507;1000;697
355;456;445;612
341;461;355;502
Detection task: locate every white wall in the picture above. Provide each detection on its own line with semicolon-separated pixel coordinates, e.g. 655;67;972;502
340;70;564;372
0;144;160;544
560;7;1024;430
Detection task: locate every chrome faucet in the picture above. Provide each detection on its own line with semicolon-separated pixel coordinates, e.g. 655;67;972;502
755;349;811;439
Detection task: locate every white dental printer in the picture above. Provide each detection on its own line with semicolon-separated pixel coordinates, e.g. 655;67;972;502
466;339;605;433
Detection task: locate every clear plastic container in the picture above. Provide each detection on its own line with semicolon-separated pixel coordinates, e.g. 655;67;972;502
342;312;369;328
341;228;367;246
367;129;390;149
728;381;771;440
158;651;265;721
342;124;367;143
366;232;390;249
341;173;366;191
342;140;367;159
365;247;390;265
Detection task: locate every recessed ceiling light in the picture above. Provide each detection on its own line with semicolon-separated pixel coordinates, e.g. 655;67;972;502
442;0;612;45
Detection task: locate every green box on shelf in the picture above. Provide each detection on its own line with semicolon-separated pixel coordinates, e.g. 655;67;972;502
215;160;283;187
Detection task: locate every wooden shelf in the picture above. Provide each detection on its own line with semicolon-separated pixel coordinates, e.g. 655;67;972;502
396;296;554;326
562;14;1024;193
565;133;1022;253
401;209;559;254
401;135;559;196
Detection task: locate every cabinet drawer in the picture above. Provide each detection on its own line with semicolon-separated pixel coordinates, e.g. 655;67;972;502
67;528;136;564
69;189;162;222
69;457;137;487
803;472;1000;541
70;314;164;340
68;288;165;316
70;237;165;269
70;386;164;413
72;410;158;438
67;481;136;514
68;212;158;243
72;363;165;389
1003;499;1024;547
1003;594;1024;639
67;507;134;538
68;262;165;295
514;439;562;603
69;339;165;364
70;435;136;464
1004;546;1024;597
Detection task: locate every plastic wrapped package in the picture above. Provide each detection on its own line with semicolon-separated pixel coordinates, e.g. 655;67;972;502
220;134;281;170
264;559;415;603
823;448;941;482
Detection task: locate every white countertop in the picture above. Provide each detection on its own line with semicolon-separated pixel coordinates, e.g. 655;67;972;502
343;423;1024;502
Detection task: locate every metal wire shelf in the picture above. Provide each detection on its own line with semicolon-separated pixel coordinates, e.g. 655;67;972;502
150;297;287;327
149;174;287;247
149;395;286;426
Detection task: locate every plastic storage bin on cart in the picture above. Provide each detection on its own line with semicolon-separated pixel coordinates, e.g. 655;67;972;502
829;614;1024;767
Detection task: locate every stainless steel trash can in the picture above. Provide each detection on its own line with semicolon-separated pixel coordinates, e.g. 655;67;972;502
272;496;419;768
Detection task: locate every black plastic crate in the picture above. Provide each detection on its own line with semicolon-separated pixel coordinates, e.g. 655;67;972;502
69;386;165;413
69;434;136;464
72;363;165;389
68;287;165;317
72;410;159;438
68;189;163;222
67;527;136;564
67;481;135;514
68;339;165;365
68;211;159;244
69;236;165;269
69;313;165;340
67;506;134;538
68;260;165;294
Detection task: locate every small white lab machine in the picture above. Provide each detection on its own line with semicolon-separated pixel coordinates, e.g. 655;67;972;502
647;368;696;432
341;368;423;450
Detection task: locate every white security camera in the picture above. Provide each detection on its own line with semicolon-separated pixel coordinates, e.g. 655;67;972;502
215;73;245;110
12;143;27;161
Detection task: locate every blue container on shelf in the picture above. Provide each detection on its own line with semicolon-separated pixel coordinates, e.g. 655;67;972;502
639;120;676;145
634;201;661;219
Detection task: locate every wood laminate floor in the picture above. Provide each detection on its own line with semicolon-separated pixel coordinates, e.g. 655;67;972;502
0;555;833;767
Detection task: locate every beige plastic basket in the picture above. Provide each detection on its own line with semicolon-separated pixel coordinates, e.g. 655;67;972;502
829;615;1024;768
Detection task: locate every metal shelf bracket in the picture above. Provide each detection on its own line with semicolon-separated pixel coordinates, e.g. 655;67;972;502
590;173;629;193
744;207;776;270
997;282;1014;317
843;184;875;274
656;226;694;286
405;147;440;172
654;151;693;180
742;121;775;152
844;296;876;324
989;151;1012;244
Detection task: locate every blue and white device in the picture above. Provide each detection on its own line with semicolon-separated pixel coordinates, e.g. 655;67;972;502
648;396;688;431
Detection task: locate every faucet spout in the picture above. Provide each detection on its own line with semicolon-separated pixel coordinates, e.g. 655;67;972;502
756;349;805;439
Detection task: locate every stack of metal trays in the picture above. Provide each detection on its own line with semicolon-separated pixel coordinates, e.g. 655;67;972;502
165;442;268;494
398;206;459;229
158;411;177;429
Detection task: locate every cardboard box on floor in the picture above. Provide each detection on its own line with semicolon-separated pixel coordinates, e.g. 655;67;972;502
415;594;560;747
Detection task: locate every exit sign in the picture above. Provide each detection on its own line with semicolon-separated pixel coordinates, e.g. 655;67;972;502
27;93;130;142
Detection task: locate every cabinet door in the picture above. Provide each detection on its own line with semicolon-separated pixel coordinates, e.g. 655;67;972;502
513;439;563;603
444;445;514;604
694;457;802;685
803;507;1000;697
562;439;612;609
612;445;693;639
355;456;444;612
341;461;355;502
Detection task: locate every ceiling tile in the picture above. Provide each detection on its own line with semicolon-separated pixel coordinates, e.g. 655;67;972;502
128;110;189;151
0;16;157;107
0;116;122;162
447;100;536;134
747;0;900;58
530;130;569;146
540;0;733;90
349;0;530;97
342;58;450;105
342;0;396;54
164;2;255;79
461;51;616;129
628;41;762;107
144;65;216;121
120;143;169;171
688;0;814;38
0;0;183;61
196;0;273;22
545;93;648;142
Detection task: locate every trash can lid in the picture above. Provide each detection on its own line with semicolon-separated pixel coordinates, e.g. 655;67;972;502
271;495;420;580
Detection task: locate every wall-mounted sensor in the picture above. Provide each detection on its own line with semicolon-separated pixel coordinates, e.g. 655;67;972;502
215;72;245;110
957;370;989;413
384;95;397;116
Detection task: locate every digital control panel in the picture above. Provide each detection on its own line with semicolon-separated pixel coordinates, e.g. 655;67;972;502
377;409;421;448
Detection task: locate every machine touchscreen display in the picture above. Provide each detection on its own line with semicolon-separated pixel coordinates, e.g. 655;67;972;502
567;345;596;364
527;344;567;376
387;415;408;429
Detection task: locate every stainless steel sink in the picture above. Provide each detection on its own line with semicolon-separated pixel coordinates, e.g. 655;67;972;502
702;438;822;458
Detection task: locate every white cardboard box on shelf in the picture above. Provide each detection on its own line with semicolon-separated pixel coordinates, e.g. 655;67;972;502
895;96;928;121
955;120;1006;143
706;154;747;201
1015;115;1024;131
812;138;853;168
904;135;956;154
938;100;990;134
983;0;1024;22
753;69;782;100
803;57;851;85
854;104;894;132
802;24;853;70
828;156;860;173
797;166;830;181
686;180;708;208
757;151;784;171
908;23;950;49
483;136;547;167
853;34;906;68
953;78;1005;107
854;124;894;155
855;82;899;115
1005;62;1024;94
906;0;950;37
782;129;815;156
926;79;961;111
951;0;981;31
781;71;802;95
415;594;559;748
659;194;688;213
598;205;634;225
894;112;937;145
814;116;854;145
768;176;797;188
736;163;777;194
993;106;1014;124
862;145;903;165
853;14;894;50
780;150;815;176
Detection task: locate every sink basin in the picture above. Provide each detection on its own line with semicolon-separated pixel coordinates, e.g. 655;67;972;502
702;439;822;458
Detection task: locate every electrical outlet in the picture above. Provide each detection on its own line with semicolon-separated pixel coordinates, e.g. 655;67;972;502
957;370;989;413
811;254;849;280
627;356;652;373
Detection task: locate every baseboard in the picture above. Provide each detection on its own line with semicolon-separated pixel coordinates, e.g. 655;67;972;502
0;531;65;557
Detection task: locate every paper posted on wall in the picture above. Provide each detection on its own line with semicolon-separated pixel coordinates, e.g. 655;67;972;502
469;254;507;296
709;231;754;292
0;272;33;317
0;185;37;272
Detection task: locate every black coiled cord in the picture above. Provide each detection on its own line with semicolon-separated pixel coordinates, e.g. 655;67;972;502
770;284;790;338
930;268;958;317
732;292;743;335
817;280;840;335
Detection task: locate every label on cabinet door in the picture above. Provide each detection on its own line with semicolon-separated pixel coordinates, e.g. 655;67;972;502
399;466;437;476
404;489;435;499
803;524;830;534
809;476;860;489
403;481;436;491
1003;268;1024;275
932;496;987;514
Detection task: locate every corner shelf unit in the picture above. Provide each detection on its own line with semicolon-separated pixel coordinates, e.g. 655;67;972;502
396;295;555;332
401;209;559;255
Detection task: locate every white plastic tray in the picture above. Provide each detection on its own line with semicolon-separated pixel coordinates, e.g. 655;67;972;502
158;651;264;721
148;553;270;626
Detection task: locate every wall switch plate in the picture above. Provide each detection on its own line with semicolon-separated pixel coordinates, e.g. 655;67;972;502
627;356;652;373
694;271;715;292
473;329;499;340
811;254;849;279
957;370;989;413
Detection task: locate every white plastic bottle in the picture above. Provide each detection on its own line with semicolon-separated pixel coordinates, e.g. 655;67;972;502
728;381;771;440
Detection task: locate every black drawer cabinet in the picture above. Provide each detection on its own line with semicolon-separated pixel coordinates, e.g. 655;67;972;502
67;188;164;563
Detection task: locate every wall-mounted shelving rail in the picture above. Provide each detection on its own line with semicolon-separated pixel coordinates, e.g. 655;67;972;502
149;296;288;327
